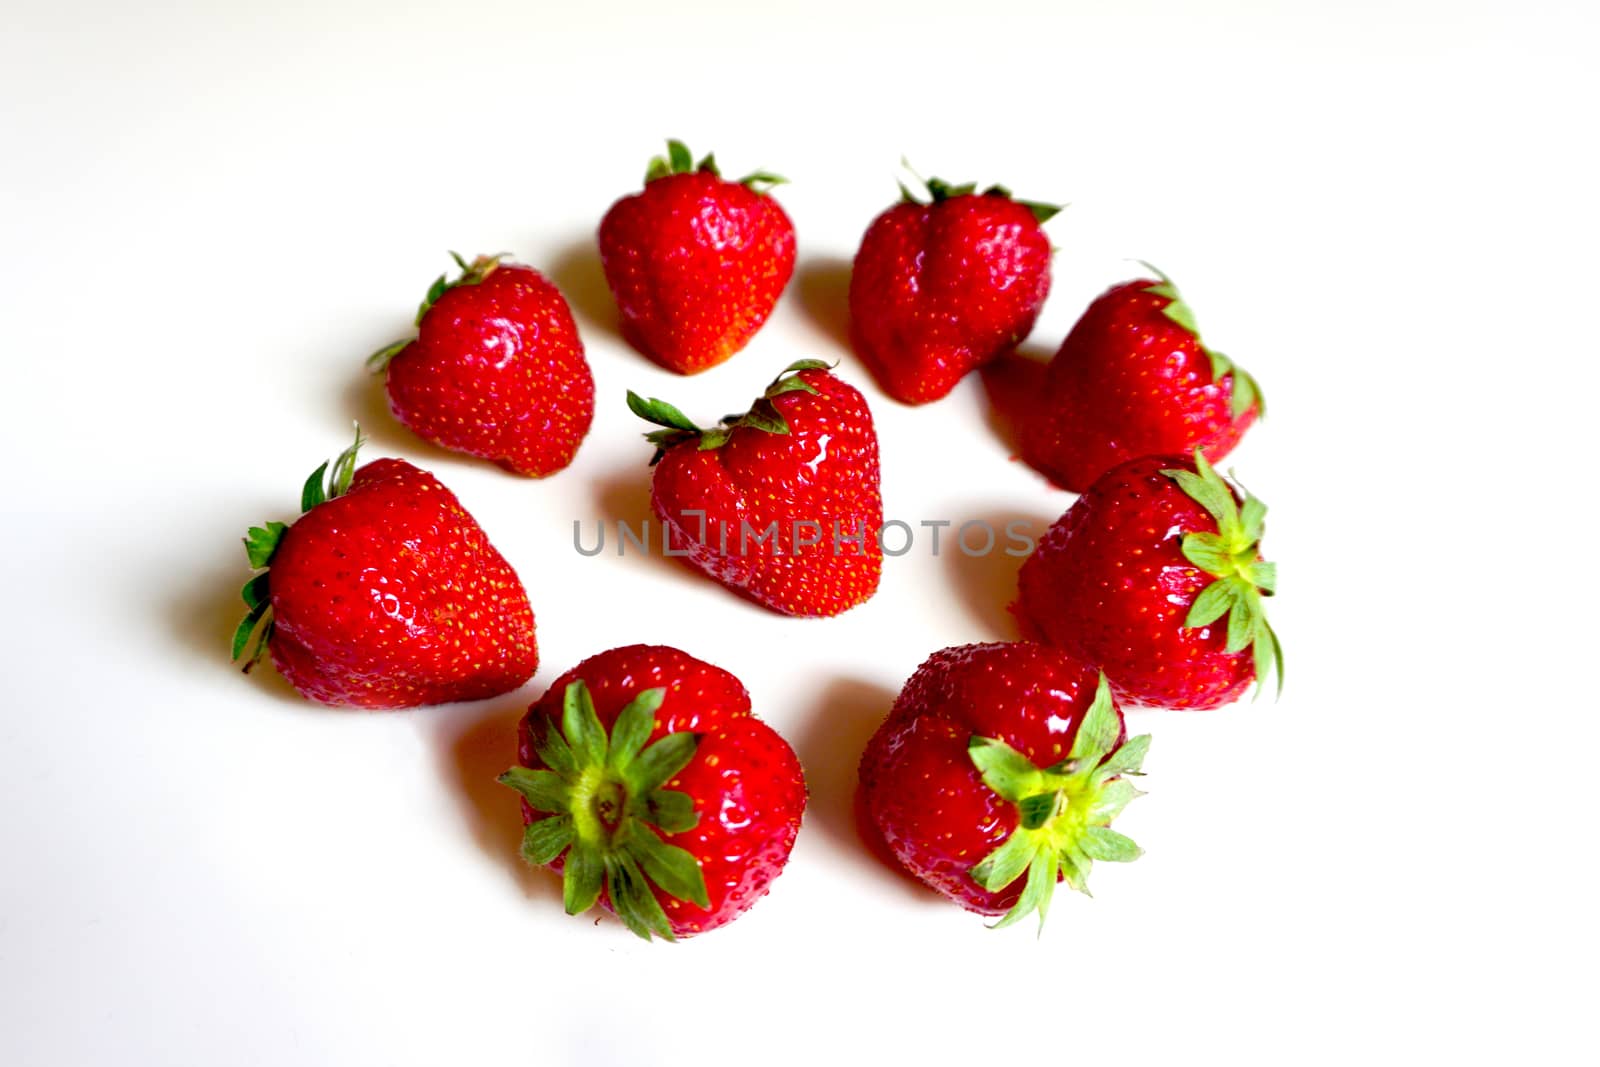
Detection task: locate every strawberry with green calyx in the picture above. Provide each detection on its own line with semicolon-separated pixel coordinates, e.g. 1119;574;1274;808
368;251;594;478
1017;451;1281;710
501;645;806;940
232;426;539;709
849;162;1060;404
857;643;1150;931
627;360;883;617
1017;264;1263;492
599;139;797;375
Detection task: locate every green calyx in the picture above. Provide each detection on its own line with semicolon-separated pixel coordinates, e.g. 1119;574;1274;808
498;680;710;943
644;139;786;194
366;251;508;372
1161;450;1284;698
897;158;1063;224
626;359;833;466
231;425;365;671
1136;261;1264;420
967;674;1150;934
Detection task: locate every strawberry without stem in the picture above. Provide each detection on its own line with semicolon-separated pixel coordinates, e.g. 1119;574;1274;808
1017;451;1281;710
850;169;1058;404
628;361;883;617
599;140;796;374
369;253;594;477
232;428;538;708
500;645;805;940
857;643;1150;930
1019;266;1262;492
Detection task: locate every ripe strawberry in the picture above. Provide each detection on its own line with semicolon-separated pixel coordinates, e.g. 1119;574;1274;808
368;253;594;477
850;169;1058;404
857;642;1150;930
499;644;806;940
627;360;882;617
1016;451;1281;710
598;140;795;374
232;428;538;708
1018;265;1263;491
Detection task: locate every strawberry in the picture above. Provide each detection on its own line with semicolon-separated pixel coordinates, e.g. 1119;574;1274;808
849;168;1058;404
1018;265;1263;491
368;253;594;477
857;642;1150;930
1016;451;1281;710
627;360;883;617
232;428;538;708
598;140;795;374
498;644;806;940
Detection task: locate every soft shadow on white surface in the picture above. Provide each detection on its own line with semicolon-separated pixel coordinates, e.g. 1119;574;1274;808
940;506;1054;641
588;464;713;589
545;237;620;345
791;677;934;904
431;699;565;908
169;549;314;709
978;343;1052;459
792;255;853;351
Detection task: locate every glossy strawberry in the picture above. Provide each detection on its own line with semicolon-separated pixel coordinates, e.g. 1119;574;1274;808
850;170;1058;404
857;643;1150;929
369;253;594;477
598;140;795;374
1017;452;1281;710
627;360;883;617
499;645;806;940
232;429;538;708
1019;266;1263;491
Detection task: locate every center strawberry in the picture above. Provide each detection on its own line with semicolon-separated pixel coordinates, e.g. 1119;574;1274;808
627;361;884;617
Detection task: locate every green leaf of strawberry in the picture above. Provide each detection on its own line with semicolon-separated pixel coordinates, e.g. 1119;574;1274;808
643;139;779;192
966;674;1151;933
627;360;833;465
894;160;1065;222
1137;262;1265;420
232;426;365;671
498;680;711;942
1160;451;1283;698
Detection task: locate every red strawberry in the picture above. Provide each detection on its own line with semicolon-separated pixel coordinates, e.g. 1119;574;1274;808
499;644;806;940
368;253;594;477
232;428;538;708
627;360;883;617
850;170;1058;404
857;642;1150;929
1018;265;1263;491
598;140;796;374
1016;451;1281;710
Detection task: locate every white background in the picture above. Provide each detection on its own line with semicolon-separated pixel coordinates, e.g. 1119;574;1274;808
3;2;1596;1064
